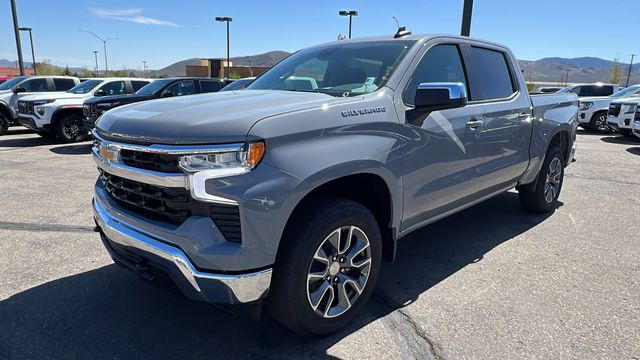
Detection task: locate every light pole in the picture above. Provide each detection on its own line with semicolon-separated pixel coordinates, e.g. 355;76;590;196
625;54;637;88
142;61;147;78
93;51;99;77
10;0;25;75
461;0;474;36
18;27;36;75
338;10;358;39
564;69;571;86
79;30;117;76
215;17;232;79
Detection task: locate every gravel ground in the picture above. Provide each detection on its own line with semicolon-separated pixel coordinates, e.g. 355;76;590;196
1;128;638;359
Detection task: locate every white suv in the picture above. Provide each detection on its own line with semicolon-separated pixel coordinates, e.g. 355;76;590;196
631;106;640;138
17;77;150;142
558;83;620;97
578;85;640;133
606;97;640;137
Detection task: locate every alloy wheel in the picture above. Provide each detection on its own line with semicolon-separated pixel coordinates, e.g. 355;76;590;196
544;157;562;203
306;226;372;318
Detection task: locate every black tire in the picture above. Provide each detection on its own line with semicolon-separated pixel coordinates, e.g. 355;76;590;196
619;129;633;137
268;197;382;336
518;144;565;213
35;131;56;139
55;113;87;143
588;111;610;133
0;112;9;136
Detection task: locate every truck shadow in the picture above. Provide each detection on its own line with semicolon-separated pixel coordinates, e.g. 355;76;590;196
0;192;557;359
600;135;640;145
49;143;93;155
0;134;57;147
627;147;640;156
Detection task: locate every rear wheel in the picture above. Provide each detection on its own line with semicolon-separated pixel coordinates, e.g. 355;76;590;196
589;111;610;133
268;197;381;336
55;114;87;143
519;145;565;213
0;113;9;136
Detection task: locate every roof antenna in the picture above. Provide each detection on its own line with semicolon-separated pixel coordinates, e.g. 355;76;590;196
392;16;411;38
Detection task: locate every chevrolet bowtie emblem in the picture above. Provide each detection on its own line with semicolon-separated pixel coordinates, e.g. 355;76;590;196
99;145;118;162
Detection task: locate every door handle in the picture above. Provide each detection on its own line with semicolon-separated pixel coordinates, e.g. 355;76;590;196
466;119;484;129
518;112;531;120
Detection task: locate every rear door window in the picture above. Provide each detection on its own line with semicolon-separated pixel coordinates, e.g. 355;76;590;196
132;81;150;92
468;46;516;100
578;85;613;96
200;80;223;93
53;78;76;91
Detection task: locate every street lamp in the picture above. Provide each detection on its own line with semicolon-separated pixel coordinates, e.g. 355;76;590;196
338;10;358;39
10;0;25;75
461;0;474;36
142;61;148;78
18;27;36;75
93;51;99;77
625;54;637;88
215;17;232;79
564;69;571;86
78;30;117;76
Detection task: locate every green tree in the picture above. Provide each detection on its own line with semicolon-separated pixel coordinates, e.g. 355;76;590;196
229;71;242;79
35;62;62;75
526;82;537;93
609;58;624;85
63;65;70;76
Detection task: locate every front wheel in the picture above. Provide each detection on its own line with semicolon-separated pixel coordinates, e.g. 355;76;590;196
519;145;565;213
268;198;382;336
589;112;610;133
55;114;88;143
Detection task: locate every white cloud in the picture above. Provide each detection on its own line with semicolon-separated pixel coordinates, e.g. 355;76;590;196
89;8;180;27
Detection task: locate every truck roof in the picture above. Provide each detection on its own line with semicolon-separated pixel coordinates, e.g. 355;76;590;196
313;33;511;50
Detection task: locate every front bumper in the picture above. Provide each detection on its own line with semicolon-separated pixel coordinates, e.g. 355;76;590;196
607;115;633;130
93;197;272;304
17;115;42;130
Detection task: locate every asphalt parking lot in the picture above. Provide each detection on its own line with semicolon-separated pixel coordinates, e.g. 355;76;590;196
0;128;639;360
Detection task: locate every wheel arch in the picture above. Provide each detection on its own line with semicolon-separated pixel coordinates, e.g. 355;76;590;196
279;170;400;264
51;106;84;127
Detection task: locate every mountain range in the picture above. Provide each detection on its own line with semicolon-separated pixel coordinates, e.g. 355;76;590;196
2;53;639;85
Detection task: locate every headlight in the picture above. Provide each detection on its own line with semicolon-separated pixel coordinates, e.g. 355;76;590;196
35;106;45;116
178;142;265;174
579;101;593;110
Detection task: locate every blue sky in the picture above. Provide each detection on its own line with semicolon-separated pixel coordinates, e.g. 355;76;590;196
1;0;639;70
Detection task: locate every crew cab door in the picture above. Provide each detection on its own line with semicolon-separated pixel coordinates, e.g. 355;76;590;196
461;44;532;191
399;41;487;230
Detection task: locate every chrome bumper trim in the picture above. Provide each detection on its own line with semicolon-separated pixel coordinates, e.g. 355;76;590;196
93;197;272;304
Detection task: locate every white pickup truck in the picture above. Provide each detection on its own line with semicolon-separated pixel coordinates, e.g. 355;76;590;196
0;76;80;135
578;85;640;132
607;97;640;137
17;77;150;142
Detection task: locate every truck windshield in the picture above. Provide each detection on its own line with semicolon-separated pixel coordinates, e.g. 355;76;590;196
136;79;173;95
247;40;415;97
610;85;640;97
0;76;26;90
68;80;101;94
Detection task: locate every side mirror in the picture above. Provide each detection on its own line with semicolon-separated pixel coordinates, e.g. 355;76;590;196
94;89;107;96
414;82;467;113
13;87;26;94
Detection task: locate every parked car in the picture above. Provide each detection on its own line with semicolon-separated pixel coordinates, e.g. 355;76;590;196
220;77;256;91
578;85;640;133
607;97;640;137
0;75;80;135
558;83;619;97
632;107;640;138
91;34;578;335
534;86;563;93
83;77;226;131
17;77;151;142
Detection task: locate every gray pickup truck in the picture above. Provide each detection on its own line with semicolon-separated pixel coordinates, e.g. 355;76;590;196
91;34;578;335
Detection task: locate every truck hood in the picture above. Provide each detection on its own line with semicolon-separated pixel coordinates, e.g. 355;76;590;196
96;90;345;144
85;93;155;105
579;96;611;102
20;92;88;102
